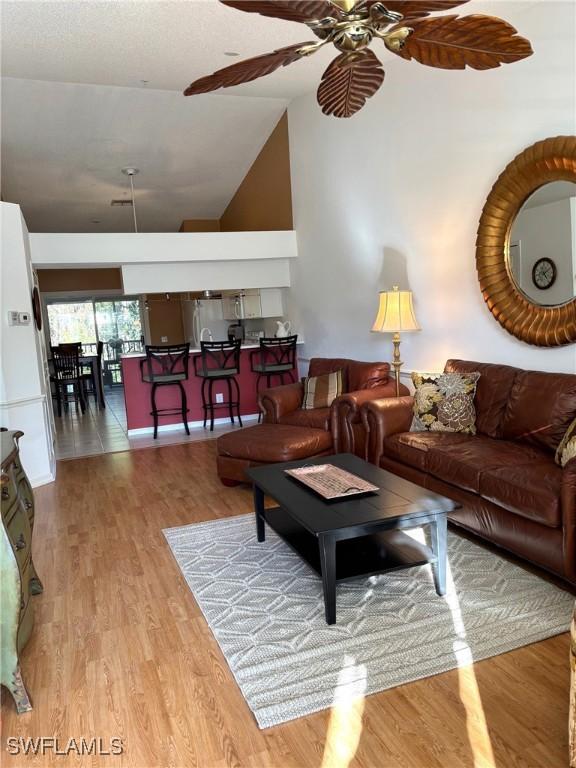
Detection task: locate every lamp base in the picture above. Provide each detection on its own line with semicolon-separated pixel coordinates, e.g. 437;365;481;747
391;332;403;397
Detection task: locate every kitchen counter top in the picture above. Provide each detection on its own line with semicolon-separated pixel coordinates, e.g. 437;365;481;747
121;340;304;434
121;340;304;359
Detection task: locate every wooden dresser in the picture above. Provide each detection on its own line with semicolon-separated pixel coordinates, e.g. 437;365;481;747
0;429;43;713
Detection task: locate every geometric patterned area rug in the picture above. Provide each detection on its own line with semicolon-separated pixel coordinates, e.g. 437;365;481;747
163;514;574;729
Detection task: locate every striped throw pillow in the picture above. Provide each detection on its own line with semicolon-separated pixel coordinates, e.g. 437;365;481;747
302;370;344;410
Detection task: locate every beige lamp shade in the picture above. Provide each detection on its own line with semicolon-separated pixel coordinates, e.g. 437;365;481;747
372;286;420;333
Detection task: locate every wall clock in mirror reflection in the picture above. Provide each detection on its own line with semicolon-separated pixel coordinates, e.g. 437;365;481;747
532;258;557;290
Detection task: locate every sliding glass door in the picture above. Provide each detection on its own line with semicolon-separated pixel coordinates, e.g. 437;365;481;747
46;301;97;346
46;297;144;385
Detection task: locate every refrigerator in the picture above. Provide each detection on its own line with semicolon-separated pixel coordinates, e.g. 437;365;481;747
182;298;227;347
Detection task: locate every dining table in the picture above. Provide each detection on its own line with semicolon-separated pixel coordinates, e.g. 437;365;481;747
48;354;106;410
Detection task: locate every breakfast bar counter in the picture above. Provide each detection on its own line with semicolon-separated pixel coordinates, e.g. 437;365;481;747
121;343;303;435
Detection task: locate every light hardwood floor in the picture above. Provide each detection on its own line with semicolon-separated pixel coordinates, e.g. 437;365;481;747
1;441;571;768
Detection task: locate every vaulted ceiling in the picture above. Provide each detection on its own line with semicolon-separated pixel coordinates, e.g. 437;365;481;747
1;0;337;232
0;0;550;232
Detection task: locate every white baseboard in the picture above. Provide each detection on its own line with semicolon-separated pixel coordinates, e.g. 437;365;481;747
127;413;260;437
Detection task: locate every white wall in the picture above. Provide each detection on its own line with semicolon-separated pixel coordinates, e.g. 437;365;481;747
512;197;575;305
1;203;55;486
286;0;576;375
29;230;297;267
121;258;291;294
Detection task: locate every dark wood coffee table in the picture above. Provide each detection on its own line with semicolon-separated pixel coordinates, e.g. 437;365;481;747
247;453;457;625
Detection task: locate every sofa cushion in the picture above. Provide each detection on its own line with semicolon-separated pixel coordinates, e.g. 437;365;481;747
444;359;518;438
308;358;390;393
426;437;546;494
279;407;331;431
479;461;562;528
347;360;390;392
217;424;333;463
502;370;576;453
384;432;470;472
411;371;480;434
309;358;351;391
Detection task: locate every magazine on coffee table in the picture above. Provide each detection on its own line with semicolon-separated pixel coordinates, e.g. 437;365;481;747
285;464;379;500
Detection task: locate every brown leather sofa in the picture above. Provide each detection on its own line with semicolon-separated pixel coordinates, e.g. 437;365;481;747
362;359;576;586
259;357;409;456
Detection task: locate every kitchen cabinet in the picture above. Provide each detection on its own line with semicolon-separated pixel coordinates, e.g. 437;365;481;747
222;295;241;320
259;288;284;318
221;289;284;320
243;294;261;319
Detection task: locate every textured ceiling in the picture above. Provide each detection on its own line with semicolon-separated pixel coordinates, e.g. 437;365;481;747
0;0;553;232
0;0;336;99
1;78;287;232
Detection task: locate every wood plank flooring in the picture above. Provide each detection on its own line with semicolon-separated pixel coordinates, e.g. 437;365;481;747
1;441;571;767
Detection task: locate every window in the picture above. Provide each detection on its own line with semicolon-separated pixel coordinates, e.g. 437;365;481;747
47;297;144;387
94;300;142;344
47;301;97;346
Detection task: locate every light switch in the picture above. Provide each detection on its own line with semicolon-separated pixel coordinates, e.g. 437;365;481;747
161;336;168;343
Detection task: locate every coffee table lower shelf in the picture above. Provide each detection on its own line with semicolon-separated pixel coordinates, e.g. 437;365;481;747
264;506;436;583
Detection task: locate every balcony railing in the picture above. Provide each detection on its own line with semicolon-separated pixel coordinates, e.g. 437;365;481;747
81;339;145;385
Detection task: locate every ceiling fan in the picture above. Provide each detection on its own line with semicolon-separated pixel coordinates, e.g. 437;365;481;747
184;0;533;118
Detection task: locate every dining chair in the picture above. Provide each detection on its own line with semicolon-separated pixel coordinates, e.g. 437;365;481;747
81;340;105;408
50;345;85;417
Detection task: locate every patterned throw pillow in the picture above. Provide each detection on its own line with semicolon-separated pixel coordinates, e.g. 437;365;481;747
555;417;576;467
302;370;343;410
411;371;480;434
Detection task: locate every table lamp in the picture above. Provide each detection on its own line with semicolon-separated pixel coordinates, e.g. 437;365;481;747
372;286;421;395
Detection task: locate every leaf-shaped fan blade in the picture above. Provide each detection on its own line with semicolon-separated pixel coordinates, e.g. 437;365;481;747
317;50;385;118
359;1;470;19
220;1;342;24
391;14;533;70
184;43;314;95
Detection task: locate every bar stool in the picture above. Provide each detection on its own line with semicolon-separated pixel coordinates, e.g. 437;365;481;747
140;344;190;439
81;340;105;408
193;340;242;432
250;336;298;421
50;344;85;417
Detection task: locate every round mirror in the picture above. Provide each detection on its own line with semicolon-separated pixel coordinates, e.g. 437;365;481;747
476;136;576;347
509;180;576;307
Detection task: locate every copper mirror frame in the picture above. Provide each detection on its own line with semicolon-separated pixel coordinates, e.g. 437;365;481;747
476;135;576;347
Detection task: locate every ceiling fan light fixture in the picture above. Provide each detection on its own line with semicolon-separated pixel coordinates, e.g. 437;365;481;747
183;0;533;118
120;168;140;233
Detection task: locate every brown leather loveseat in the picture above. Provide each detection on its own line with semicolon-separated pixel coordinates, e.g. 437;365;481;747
362;359;576;586
260;357;409;456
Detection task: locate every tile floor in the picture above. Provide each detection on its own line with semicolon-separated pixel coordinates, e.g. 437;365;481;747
52;385;251;460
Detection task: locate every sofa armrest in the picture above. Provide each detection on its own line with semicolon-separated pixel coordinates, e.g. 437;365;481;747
330;381;410;453
361;396;414;465
259;382;304;424
562;457;576;583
